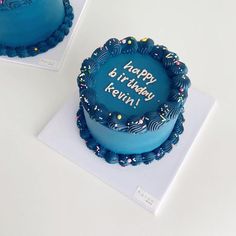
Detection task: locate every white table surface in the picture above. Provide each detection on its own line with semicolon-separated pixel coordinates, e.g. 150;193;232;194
0;0;235;235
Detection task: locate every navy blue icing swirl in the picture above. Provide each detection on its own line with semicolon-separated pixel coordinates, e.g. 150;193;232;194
107;112;128;132
95;145;107;158
142;152;156;165
104;38;122;56
168;61;188;76
172;75;191;90
91;104;109;124
162;51;179;67
121;37;138;54
161;140;173;153
137;38;154;54
127;116;147;134
168;89;188;104
80;58;99;75
86;138;98;151
154;147;165;160
130;154;143;166
77;72;94;91
0;0;73;58
146;116;164;131
149;45;168;61
91;47;110;65
80;88;96;112
159;102;182;120
76;106;186;166
119;155;132;167
168;133;179;145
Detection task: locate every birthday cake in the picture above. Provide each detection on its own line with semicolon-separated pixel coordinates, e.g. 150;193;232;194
0;0;73;57
77;37;191;166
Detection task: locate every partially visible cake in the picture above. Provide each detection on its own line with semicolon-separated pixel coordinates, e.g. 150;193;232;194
77;37;191;166
0;0;73;57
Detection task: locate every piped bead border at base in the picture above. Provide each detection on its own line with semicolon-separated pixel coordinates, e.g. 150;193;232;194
76;104;185;167
0;0;74;58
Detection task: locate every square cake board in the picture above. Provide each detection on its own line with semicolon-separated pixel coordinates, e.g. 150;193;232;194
38;88;216;215
0;0;87;71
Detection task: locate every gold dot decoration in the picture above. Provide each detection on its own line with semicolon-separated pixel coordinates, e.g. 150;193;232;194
141;37;148;42
127;40;132;45
34;47;39;52
117;114;122;120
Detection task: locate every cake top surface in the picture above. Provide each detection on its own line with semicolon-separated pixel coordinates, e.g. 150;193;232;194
78;37;191;134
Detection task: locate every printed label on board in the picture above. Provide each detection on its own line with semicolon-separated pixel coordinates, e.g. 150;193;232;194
39;58;57;68
133;186;159;213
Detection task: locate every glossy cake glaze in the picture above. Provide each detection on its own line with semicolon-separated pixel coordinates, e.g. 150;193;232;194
77;37;191;166
0;0;73;57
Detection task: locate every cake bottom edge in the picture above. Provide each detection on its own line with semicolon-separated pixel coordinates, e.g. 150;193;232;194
76;106;185;167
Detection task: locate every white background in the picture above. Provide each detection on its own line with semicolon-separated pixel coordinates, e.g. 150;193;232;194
0;0;235;235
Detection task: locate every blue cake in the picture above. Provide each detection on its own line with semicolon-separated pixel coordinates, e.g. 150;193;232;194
0;0;73;57
77;37;191;166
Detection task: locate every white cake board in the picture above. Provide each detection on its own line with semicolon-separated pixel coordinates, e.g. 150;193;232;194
38;88;216;214
0;0;87;71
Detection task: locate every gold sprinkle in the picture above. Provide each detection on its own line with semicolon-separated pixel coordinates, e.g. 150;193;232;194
141;37;148;42
34;47;38;51
127;40;132;45
117;114;122;120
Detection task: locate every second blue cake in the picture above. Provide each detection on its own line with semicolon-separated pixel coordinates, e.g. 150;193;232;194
0;0;74;57
77;37;191;166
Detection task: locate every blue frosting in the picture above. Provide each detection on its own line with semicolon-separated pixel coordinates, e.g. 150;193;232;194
91;47;110;65
80;58;99;75
149;45;168;61
162;51;179;67
0;0;73;57
137;38;154;54
104;38;122;56
77;37;191;165
168;61;188;76
172;74;191;90
121;37;138;54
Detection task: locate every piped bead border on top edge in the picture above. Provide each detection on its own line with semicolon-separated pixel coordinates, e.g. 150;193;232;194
77;105;185;167
77;37;191;134
0;0;74;58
